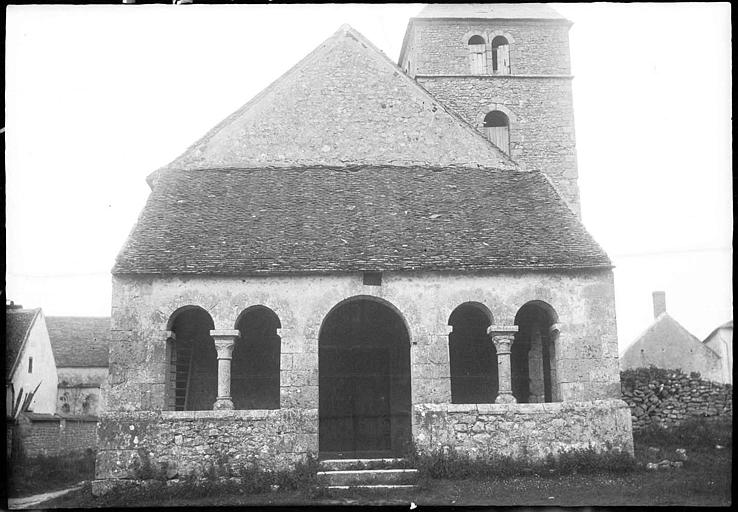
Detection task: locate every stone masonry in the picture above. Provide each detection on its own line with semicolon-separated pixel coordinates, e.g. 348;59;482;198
400;18;580;213
621;368;733;430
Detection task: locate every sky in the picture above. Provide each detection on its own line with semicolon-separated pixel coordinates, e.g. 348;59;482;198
5;3;732;353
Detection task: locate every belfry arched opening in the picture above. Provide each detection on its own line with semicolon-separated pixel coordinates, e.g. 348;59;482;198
318;297;411;458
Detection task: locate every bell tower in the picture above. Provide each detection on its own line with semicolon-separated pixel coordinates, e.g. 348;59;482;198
399;4;580;214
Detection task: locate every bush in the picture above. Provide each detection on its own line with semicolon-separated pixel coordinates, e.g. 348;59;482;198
635;416;732;450
411;446;636;480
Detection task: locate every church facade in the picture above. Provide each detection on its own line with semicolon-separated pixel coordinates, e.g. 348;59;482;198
94;5;632;492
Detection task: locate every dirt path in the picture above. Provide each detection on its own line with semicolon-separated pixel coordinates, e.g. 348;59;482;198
7;483;85;510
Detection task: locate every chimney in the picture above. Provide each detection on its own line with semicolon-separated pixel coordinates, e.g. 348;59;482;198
652;291;666;318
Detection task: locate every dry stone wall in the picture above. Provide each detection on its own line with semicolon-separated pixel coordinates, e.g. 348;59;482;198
413;399;633;460
620;368;733;430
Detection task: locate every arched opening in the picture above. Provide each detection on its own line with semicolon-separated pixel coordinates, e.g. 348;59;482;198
319;297;411;458
166;306;216;411
448;303;497;403
491;35;510;74
232;306;281;410
483;110;510;155
468;35;487;74
512;301;558;403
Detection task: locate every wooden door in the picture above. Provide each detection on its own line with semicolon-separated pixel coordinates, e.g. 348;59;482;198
319;346;392;456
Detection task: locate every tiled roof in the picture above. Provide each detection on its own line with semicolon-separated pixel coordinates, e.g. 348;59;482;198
6;308;40;380
46;317;110;368
415;3;567;20
152;25;515;181
114;165;611;275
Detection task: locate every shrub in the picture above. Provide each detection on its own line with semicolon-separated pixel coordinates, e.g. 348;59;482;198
7;449;97;497
635;416;732;450
412;445;635;480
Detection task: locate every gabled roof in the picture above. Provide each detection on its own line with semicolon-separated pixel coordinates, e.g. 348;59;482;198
46;317;110;368
114;165;611;275
6;308;41;380
703;319;733;342
152;25;515;182
621;312;721;369
415;3;568;21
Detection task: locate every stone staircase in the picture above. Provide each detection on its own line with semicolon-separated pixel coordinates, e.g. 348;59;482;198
316;458;419;496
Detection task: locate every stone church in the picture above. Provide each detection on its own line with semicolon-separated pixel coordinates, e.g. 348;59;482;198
95;4;633;491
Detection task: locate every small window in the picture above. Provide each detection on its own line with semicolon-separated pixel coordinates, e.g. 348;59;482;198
491;36;510;74
28;357;33;373
468;35;487;75
483;111;510;155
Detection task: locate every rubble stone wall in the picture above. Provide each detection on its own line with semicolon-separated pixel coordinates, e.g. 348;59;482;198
93;408;317;494
413;399;633;459
620;368;733;430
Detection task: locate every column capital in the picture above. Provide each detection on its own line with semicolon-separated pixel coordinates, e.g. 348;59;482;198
486;325;518;337
549;323;562;341
164;330;176;341
210;329;240;340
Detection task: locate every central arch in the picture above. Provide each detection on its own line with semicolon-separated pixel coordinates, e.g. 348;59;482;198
318;296;411;458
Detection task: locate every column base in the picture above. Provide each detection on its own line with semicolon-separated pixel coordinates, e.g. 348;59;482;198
495;393;517;404
213;397;234;410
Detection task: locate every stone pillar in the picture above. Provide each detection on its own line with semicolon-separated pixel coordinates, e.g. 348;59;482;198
210;329;240;410
549;323;561;402
487;325;519;404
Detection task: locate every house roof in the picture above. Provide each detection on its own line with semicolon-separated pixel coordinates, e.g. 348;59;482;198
151;24;515;182
6;308;40;380
414;3;568;21
46;317;110;368
703;319;733;342
114;165;611;275
621;312;721;367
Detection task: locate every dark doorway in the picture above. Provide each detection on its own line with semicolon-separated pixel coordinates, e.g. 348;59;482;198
319;298;411;458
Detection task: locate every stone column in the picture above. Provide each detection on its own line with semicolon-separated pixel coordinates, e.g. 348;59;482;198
548;323;561;402
487;325;519;404
210;329;240;410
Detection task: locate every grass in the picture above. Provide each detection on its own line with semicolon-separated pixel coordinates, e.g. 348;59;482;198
6;449;96;498
32;417;734;507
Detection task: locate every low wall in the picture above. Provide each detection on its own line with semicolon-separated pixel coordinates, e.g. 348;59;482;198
10;414;98;458
93;408;318;494
413;399;634;459
621;368;733;430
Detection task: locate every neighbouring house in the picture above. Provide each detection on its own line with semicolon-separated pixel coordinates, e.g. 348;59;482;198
6;303;58;418
703;320;733;384
621;292;725;382
47;316;110;416
95;4;632;493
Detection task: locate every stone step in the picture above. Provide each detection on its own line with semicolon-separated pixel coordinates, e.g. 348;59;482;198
319;457;411;471
320;484;418;498
317;468;419;486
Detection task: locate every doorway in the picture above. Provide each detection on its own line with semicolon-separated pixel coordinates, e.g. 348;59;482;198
318;297;411;458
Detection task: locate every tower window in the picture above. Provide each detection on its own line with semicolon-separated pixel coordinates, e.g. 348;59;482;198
483;111;510;154
467;35;487;75
491;36;510;74
28;357;33;373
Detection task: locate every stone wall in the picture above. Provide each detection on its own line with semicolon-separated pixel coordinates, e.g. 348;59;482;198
413;399;633;460
9;414;98;458
93;408;316;494
402;19;572;76
107;269;620;413
417;76;578;211
621;368;733;430
399;18;579;212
